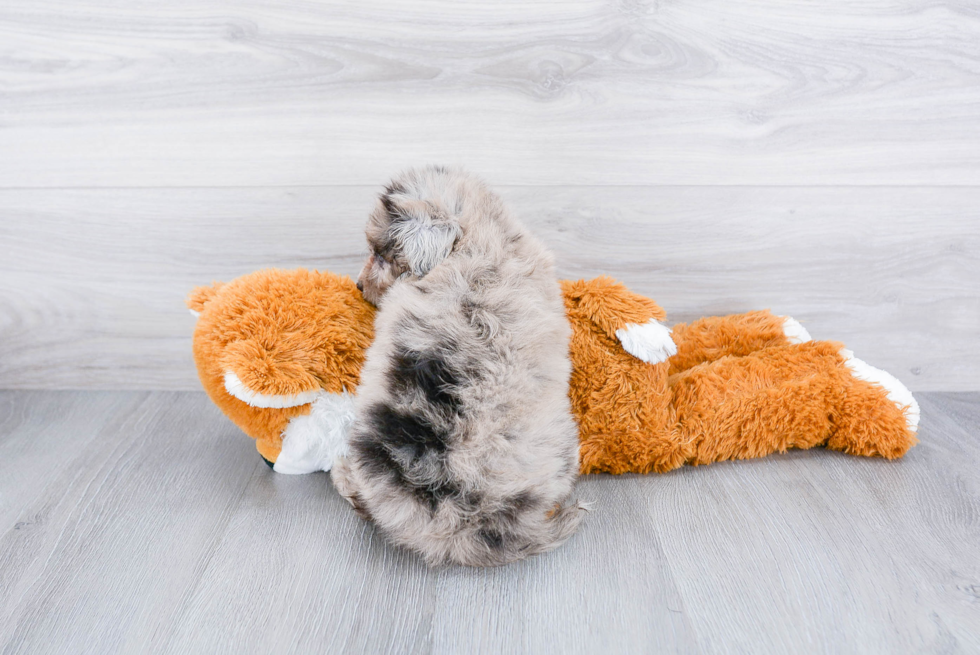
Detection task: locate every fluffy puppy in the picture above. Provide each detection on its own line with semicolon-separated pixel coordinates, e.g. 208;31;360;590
332;166;582;567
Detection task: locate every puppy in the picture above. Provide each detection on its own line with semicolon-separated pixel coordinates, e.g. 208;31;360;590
332;166;582;566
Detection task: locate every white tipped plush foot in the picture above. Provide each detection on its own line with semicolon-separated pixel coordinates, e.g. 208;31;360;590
781;316;812;344
840;349;920;433
616;319;678;364
274;391;355;474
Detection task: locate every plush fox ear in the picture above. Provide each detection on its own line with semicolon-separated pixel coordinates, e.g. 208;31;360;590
186;281;225;317
561;277;667;338
387;200;461;278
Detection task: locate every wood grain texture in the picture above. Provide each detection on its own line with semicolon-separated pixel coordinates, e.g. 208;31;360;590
0;392;145;531
645;391;980;653
1;0;976;390
1;391;978;653
1;0;979;187
1;186;977;390
0;392;263;654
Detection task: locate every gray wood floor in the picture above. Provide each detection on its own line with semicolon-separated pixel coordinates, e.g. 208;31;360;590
1;390;978;654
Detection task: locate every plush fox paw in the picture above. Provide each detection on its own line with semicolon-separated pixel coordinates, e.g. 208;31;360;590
274;391;355;474
841;349;920;433
222;373;355;474
616;319;678;364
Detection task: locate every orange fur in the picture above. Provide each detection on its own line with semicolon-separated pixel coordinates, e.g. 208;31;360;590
191;269;374;459
668;310;789;375
562;279;682;474
190;270;917;472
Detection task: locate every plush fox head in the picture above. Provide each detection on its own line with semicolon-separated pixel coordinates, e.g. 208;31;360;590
187;269;375;471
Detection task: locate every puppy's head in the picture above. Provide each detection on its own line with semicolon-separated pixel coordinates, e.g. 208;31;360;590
357;168;462;305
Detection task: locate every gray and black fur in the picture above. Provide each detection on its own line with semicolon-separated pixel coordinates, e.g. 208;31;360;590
333;166;582;567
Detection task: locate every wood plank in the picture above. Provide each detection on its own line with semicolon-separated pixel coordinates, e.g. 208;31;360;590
160;465;438;654
0;391;144;531
1;186;977;391
1;0;979;187
1;391;978;653
0;391;261;653
428;475;699;654
644;392;980;653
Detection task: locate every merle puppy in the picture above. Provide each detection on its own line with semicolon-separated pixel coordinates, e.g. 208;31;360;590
332;166;582;566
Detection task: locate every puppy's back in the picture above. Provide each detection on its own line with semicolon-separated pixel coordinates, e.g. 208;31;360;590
336;167;582;566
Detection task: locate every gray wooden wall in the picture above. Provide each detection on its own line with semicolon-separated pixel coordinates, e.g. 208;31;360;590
1;0;978;391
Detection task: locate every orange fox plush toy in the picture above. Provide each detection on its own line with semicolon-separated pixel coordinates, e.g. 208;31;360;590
188;269;918;476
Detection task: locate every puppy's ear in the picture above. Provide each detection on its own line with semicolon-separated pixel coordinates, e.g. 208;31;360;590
388;201;461;277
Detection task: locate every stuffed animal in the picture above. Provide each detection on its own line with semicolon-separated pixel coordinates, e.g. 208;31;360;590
188;269;919;475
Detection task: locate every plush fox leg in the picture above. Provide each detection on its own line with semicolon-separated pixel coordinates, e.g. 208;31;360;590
575;358;694;475
565;277;694;475
668;341;918;468
827;350;919;458
669;310;811;375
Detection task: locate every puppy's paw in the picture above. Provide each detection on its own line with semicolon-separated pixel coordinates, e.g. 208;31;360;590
615;319;677;364
781;316;812;344
840;349;920;433
274;391;355;474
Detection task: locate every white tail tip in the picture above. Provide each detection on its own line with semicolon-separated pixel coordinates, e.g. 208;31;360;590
781;316;812;344
841;349;920;433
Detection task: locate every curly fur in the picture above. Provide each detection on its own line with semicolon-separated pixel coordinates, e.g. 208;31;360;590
334;166;583;567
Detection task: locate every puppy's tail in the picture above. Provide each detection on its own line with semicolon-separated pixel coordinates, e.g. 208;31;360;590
508;500;586;564
537;500;586;553
424;498;587;568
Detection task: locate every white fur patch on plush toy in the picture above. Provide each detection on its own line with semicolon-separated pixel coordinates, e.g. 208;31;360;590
616;319;678;364
223;371;322;409
274;391;355;474
840;349;920;433
781;316;812;344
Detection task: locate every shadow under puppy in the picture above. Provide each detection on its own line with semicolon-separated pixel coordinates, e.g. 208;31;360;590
332;166;583;566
